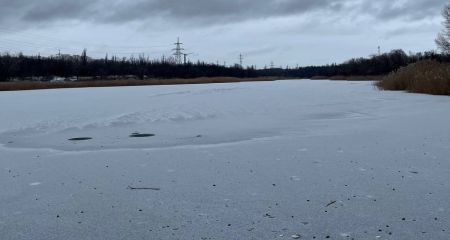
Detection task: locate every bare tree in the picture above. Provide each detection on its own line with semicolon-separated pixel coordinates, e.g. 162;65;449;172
436;3;450;53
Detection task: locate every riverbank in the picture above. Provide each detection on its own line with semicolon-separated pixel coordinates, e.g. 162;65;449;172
0;77;280;91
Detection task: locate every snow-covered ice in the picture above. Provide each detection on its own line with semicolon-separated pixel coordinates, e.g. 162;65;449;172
0;80;449;239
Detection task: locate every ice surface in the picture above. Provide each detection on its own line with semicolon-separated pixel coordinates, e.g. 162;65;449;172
0;80;449;239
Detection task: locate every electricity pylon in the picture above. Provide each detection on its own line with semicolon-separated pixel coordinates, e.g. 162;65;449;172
173;37;184;64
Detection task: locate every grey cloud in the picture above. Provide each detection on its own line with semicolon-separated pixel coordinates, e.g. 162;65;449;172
99;0;341;24
0;0;29;21
22;0;95;22
0;0;446;26
0;0;95;25
360;0;446;21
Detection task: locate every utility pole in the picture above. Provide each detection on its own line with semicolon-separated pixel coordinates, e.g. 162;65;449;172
270;61;275;69
378;46;381;56
239;53;243;68
173;37;184;64
183;53;193;65
184;54;188;65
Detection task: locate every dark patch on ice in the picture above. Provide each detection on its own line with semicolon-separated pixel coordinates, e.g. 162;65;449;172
325;200;337;207
127;185;160;191
68;137;92;141
130;133;155;138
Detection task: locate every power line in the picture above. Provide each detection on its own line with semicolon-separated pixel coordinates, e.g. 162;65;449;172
0;27;171;50
0;37;172;58
0;28;173;59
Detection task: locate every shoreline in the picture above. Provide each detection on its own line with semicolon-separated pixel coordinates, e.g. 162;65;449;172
0;75;383;92
0;77;282;92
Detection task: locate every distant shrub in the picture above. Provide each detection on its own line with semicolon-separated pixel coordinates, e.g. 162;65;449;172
376;60;450;95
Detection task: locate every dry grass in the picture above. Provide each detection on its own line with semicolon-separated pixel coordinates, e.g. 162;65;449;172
0;77;281;92
376;60;450;96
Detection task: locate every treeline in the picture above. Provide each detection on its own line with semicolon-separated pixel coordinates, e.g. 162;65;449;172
1;49;449;82
0;51;258;82
261;50;450;78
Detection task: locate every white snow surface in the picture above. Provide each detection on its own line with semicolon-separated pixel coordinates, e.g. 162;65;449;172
0;80;449;239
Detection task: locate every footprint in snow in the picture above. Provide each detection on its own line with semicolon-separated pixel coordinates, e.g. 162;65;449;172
290;176;301;181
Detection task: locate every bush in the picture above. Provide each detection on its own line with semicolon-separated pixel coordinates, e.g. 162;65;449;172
376;60;450;95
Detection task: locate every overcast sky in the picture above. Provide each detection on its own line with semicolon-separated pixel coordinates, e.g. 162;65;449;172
0;0;447;67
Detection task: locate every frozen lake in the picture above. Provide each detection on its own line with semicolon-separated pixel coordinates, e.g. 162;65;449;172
0;80;449;239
